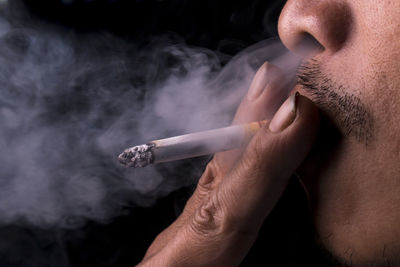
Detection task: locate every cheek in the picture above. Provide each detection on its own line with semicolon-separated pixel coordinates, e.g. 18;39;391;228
355;1;400;121
302;1;400;264
361;53;400;145
309;139;400;265
330;19;400;146
306;26;400;266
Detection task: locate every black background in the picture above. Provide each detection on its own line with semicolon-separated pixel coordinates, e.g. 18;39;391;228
0;0;333;266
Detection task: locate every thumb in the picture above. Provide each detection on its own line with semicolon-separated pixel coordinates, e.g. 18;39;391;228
143;93;320;267
216;92;319;232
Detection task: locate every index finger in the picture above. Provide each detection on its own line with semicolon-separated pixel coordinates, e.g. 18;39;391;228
213;62;290;174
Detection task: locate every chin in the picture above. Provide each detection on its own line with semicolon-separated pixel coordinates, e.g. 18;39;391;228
296;116;400;267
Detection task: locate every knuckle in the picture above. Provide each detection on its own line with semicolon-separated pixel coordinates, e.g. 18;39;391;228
191;193;221;235
190;193;228;237
197;159;223;191
190;190;242;239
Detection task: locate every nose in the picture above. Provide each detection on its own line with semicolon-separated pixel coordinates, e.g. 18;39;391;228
278;0;353;55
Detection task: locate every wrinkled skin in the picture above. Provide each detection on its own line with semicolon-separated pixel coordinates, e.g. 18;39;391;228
138;62;320;267
139;1;400;266
279;0;400;266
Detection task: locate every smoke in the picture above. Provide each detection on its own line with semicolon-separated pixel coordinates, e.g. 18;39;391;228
0;1;297;228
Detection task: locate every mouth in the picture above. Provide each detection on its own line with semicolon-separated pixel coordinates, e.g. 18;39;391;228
293;59;373;146
291;81;344;200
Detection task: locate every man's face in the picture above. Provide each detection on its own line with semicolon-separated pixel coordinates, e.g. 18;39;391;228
278;0;400;266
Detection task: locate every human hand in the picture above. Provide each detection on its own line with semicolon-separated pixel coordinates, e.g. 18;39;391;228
138;62;320;267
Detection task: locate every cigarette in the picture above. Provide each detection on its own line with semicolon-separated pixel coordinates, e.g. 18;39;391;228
118;120;267;168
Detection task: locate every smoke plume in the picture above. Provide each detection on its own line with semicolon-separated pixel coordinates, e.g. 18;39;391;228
0;1;296;228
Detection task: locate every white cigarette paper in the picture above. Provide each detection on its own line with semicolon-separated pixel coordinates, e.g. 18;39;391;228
118;120;267;168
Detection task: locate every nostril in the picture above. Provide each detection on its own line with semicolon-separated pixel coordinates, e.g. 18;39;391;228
278;1;353;56
295;33;324;58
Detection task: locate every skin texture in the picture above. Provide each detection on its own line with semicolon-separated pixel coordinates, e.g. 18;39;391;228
141;1;400;266
279;0;400;266
139;64;320;267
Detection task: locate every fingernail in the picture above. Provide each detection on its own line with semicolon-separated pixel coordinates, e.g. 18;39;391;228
269;92;299;132
247;62;270;101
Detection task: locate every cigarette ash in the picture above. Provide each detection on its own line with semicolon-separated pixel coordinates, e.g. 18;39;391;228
118;143;155;168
